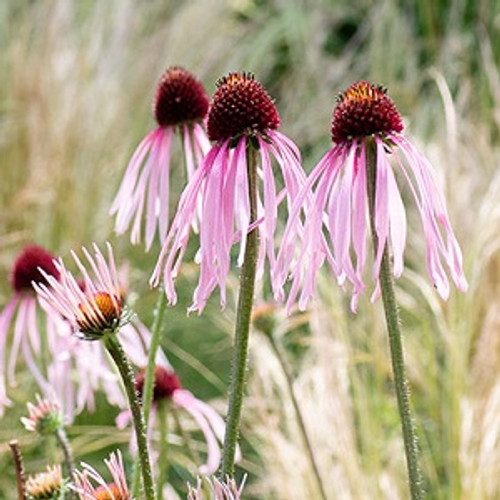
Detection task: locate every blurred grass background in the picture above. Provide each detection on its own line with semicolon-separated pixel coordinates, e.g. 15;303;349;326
1;0;500;498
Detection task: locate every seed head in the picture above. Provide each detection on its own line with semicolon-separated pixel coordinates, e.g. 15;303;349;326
11;245;59;293
154;66;209;127
331;81;403;143
135;366;181;402
207;72;280;142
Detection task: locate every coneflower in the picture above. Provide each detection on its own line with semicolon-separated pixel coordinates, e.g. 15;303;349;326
110;66;210;250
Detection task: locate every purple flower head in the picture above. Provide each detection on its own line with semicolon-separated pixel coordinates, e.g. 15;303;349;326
151;72;306;312
0;245;62;416
110;66;210;250
275;81;467;312
33;243;128;341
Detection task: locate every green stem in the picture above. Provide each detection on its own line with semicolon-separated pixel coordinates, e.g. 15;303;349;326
365;138;424;499
104;335;156;500
157;403;169;500
55;427;75;485
267;335;328;500
220;141;259;478
132;288;167;497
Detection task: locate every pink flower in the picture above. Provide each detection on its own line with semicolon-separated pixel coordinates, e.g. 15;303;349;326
29;243;165;421
187;475;246;500
73;450;130;500
275;81;468;312
151;72;306;312
110;66;210;250
0;245;62;416
117;363;237;475
33;242;127;341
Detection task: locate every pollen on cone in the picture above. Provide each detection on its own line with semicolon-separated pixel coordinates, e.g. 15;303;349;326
331;81;403;143
207;72;280;141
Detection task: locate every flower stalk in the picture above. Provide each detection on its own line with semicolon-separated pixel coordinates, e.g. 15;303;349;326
104;334;156;500
54;427;75;486
221;141;259;478
365;138;424;499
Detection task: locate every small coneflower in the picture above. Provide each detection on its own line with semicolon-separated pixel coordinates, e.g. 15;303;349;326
25;464;64;499
187;475;246;500
151;72;306;312
73;451;130;500
276;81;468;311
33;243;129;341
21;394;64;435
110;66;210;250
0;245;62;415
117;363;235;475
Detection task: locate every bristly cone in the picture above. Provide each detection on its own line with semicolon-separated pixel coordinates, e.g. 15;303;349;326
331;81;403;143
11;245;59;293
135;366;181;402
207;72;280;142
154;66;209;127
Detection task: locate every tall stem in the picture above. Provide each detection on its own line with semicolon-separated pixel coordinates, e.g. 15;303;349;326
365;138;424;499
55;428;75;485
104;335;156;500
220;141;259;478
267;335;328;500
131;290;167;496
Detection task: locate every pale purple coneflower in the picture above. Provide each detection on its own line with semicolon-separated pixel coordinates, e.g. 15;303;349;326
151;72;306;312
110;66;210;250
73;451;130;500
187;475;246;500
275;81;468;312
116;363;237;475
33;242;128;341
0;245;63;415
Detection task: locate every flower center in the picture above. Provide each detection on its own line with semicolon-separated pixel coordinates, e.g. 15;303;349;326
135;366;181;402
11;245;59;293
93;483;129;500
331;81;403;143
77;291;122;335
207;72;280;142
154;66;209;127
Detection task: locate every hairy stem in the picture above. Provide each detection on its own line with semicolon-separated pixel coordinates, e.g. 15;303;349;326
104;335;156;500
55;428;75;485
220;141;259;478
365;138;424;499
